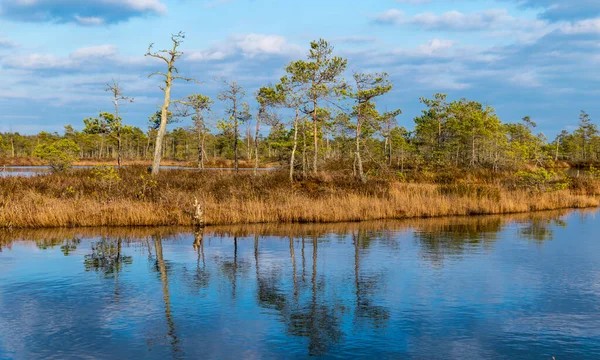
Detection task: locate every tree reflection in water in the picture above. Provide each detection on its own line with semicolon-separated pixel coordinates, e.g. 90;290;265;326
414;212;569;265
286;235;343;356
255;233;287;311
415;218;504;266
216;236;251;301
182;229;209;295
518;217;567;243
354;230;390;329
151;237;183;360
0;209;588;358
84;237;132;278
35;236;81;256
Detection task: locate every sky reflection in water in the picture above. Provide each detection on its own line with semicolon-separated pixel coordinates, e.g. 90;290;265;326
0;210;599;359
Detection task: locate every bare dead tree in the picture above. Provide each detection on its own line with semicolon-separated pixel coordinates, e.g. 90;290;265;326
105;81;134;168
146;32;197;175
174;94;213;169
218;80;251;172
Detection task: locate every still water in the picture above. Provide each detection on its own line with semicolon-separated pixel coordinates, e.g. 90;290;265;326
0;166;275;177
0;210;599;359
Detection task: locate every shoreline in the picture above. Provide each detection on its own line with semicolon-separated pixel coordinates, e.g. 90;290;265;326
0;204;597;231
2;168;599;230
1;208;594;240
0;157;278;169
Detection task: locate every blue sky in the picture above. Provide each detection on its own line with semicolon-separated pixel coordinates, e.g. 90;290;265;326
0;0;599;137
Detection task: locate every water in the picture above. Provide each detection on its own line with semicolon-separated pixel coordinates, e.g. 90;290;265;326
0;166;276;177
0;210;599;359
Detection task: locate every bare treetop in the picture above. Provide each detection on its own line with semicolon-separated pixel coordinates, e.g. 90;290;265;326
105;80;134;105
145;31;186;64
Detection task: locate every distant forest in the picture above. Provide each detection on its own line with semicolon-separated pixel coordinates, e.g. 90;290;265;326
1;37;598;178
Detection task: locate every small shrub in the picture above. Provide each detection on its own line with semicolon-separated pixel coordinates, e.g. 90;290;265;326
61;185;76;199
515;168;555;192
136;173;158;199
89;165;122;195
552;179;570;191
586;165;600;178
33;139;80;172
396;172;407;182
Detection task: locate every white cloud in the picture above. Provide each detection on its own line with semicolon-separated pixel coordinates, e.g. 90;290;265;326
375;8;544;32
187;34;302;62
2;44;145;70
187;50;228;61
74;15;105;26
232;34;301;58
509;70;542;87
374;9;404;25
1;0;167;25
415;38;457;55
3;53;70;69
410;9;514;30
71;45;118;59
561;18;600;34
12;0;167;13
117;0;167;14
0;36;17;48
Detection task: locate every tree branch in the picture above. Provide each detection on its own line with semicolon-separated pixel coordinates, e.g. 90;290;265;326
148;72;168;79
173;76;200;83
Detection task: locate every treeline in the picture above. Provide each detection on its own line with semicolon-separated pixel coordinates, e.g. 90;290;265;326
1;37;598;178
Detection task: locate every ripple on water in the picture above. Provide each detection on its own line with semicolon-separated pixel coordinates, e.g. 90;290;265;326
0;210;599;359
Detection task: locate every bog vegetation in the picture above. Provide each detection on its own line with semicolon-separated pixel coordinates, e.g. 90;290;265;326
1;35;600;228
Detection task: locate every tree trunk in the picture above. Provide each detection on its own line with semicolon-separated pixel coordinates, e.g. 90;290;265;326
401;148;405;172
195;115;204;169
152;70;172;175
388;137;393;166
117;131;122;168
234;120;239;172
115;101;122;168
290;109;299;182
312;101;318;174
254;108;262;176
145;130;151;160
302;119;307;178
201;134;207;168
247;124;252;160
233;102;239;173
99;136;104;159
471;132;476;168
355;119;366;183
438;117;441;144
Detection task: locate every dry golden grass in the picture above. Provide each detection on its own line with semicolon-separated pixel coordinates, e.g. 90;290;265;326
1;167;598;229
1;208;584;246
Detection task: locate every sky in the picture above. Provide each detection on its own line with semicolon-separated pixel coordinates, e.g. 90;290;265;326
0;0;599;137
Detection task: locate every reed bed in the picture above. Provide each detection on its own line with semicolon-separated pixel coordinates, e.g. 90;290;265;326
1;167;599;229
1;208;585;247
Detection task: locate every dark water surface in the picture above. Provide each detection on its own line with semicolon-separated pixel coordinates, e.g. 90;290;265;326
1;210;599;359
